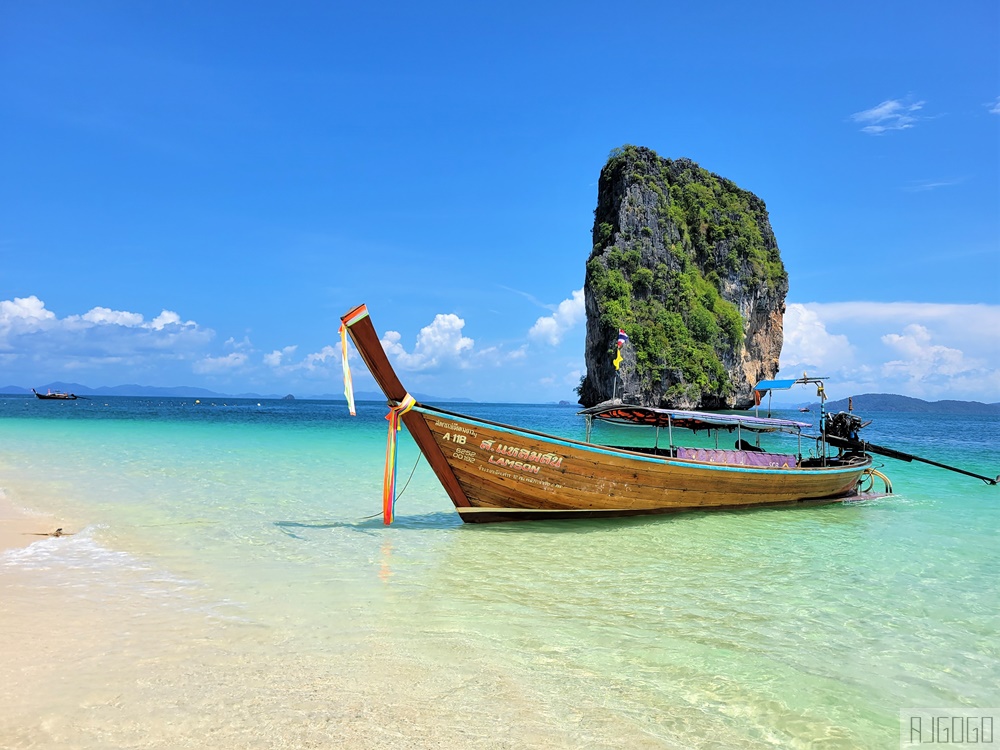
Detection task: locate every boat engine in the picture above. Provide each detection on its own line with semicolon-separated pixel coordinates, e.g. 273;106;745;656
825;411;864;441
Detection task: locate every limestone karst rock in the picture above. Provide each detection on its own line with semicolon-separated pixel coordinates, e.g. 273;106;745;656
578;145;787;410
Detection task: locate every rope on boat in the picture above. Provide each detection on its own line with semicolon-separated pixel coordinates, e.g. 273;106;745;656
858;467;893;494
358;452;423;521
395;450;423;500
383;394;416;525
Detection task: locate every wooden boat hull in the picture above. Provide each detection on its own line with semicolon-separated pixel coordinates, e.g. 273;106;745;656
416;405;870;522
340;304;872;523
32;389;77;400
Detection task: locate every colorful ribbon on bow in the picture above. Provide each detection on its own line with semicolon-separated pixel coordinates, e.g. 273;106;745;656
339;322;356;416
383;393;416;524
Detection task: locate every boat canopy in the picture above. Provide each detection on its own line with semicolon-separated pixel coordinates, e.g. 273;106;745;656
579;404;810;433
752;379;800;394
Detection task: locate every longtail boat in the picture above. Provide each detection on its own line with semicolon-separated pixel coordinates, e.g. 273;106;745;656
341;304;947;524
32;388;78;400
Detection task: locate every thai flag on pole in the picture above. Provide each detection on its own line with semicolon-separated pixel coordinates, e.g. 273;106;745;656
616;329;629;348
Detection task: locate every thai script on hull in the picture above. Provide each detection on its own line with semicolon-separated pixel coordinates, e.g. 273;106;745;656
479;439;564;469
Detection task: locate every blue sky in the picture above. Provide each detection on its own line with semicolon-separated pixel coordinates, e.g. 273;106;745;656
2;1;998;403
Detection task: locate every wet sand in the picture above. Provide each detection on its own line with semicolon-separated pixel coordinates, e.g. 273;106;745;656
0;492;669;750
0;493;62;551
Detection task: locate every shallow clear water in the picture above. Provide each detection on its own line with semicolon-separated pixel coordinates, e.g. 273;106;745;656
1;395;998;748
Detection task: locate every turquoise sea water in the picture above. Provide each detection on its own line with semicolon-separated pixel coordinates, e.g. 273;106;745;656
1;395;998;748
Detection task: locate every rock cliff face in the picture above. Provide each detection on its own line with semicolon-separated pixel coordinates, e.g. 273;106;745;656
577;145;787;410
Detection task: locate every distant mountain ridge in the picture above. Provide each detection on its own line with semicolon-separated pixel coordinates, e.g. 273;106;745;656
0;382;470;402
2;384;993;411
822;393;1000;415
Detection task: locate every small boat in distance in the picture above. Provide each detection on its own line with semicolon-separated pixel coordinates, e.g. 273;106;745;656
340;305;905;524
799;407;811;412
32;388;79;400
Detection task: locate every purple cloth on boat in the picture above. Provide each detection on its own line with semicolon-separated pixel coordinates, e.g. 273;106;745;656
676;447;797;468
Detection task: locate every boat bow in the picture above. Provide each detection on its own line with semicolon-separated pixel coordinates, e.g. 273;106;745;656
340;305;472;522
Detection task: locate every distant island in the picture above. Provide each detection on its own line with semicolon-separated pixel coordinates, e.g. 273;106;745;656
818;393;1000;416
0;382;471;403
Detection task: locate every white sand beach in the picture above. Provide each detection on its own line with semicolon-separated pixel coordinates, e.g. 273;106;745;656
1;489;669;750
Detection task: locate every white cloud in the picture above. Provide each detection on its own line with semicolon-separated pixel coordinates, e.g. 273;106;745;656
0;294;213;371
301;345;338;371
150;310;183;330
0;295;57;337
62;305;196;333
258;344;342;380
264;345;298;367
381;313;474;371
779;303;855;373
988;96;1000;115
79;307;145;326
851;98;925;134
778;302;1000;401
803;302;1000;348
0;295;53;323
193;352;248;373
507;345;528;361
881;324;975;380
225;336;253;351
528;288;585;345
